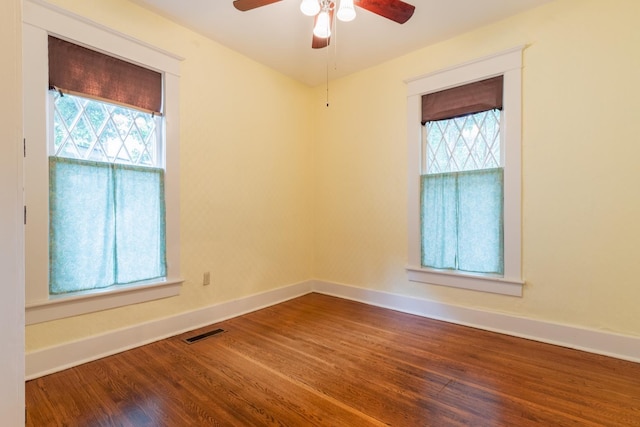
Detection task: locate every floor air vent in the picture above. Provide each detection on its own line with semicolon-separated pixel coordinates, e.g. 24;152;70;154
183;328;225;344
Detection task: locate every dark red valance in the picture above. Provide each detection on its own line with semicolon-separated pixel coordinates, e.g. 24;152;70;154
48;36;162;114
422;76;503;124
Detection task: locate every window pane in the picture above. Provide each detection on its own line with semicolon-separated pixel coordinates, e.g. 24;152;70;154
422;110;504;275
425;109;501;174
52;92;159;167
49;92;165;295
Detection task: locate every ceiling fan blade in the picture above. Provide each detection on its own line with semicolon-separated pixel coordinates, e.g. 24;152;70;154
356;0;415;24
311;8;334;49
233;0;282;12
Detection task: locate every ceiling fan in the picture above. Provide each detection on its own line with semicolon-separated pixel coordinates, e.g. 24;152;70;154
233;0;416;49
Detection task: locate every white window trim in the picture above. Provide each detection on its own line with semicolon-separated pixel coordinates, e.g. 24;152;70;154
405;47;524;297
23;0;184;324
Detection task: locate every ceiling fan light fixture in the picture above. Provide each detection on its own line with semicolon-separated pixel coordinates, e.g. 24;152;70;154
337;0;356;22
300;0;321;16
313;9;332;38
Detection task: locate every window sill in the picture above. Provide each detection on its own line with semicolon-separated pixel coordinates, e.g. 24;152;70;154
406;266;523;296
25;278;183;325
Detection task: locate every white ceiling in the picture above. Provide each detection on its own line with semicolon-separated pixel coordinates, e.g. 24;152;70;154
131;0;552;86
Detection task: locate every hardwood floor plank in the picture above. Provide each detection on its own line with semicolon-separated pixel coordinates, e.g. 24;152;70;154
26;293;640;426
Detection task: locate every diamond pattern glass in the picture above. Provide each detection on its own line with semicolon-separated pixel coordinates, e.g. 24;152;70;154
425;109;501;174
52;92;159;167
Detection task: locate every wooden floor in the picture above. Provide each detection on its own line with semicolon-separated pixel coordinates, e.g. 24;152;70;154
26;293;640;426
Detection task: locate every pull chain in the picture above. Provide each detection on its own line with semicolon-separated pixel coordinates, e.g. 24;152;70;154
325;4;339;107
325;31;330;107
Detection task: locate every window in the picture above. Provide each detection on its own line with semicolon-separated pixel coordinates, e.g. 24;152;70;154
23;1;183;324
421;77;504;275
48;36;167;295
405;48;524;296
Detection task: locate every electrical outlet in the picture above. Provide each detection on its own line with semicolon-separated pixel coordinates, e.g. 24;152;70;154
203;271;210;286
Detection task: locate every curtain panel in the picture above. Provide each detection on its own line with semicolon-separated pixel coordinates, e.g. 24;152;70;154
420;168;504;275
49;157;166;294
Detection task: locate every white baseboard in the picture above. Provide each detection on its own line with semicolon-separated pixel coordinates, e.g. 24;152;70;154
311;280;640;364
26;279;640;379
25;281;313;380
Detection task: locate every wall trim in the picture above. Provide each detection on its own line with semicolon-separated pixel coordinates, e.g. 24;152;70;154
25;281;313;379
26;279;640;379
311;280;640;364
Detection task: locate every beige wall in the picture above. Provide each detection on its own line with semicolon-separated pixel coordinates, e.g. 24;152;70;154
1;0;24;422
313;0;640;336
25;0;640;355
25;0;314;351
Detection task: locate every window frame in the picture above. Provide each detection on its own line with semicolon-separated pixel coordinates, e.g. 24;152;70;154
405;47;524;296
23;0;183;324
